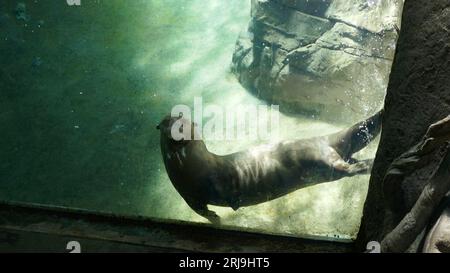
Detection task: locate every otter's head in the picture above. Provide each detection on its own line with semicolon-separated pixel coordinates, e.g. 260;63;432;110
156;114;200;145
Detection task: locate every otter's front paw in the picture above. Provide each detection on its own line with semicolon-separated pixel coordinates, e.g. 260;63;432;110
206;211;221;225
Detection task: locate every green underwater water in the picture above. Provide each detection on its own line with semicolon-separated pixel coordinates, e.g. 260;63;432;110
0;0;391;240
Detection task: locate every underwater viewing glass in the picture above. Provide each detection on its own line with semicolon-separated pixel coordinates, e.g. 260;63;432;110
0;0;404;241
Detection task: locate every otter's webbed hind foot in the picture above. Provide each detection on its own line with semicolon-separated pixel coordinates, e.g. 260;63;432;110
347;159;374;175
328;110;383;160
333;158;374;177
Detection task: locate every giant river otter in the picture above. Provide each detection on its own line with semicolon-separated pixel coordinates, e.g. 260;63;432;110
157;111;382;223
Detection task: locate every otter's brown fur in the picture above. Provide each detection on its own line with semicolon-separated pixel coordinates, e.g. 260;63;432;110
157;111;382;223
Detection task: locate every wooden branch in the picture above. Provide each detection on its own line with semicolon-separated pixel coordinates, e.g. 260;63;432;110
381;148;450;252
378;115;450;253
382;115;450;223
384;115;450;181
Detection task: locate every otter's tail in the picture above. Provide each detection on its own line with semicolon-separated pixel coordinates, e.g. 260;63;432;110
328;110;383;160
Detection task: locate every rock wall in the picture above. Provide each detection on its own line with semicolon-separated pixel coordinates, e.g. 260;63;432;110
357;0;450;249
232;0;403;122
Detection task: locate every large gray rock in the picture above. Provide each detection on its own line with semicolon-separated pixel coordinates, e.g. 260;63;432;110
232;0;403;121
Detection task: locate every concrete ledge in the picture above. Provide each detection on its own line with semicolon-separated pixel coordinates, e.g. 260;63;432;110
0;201;353;253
